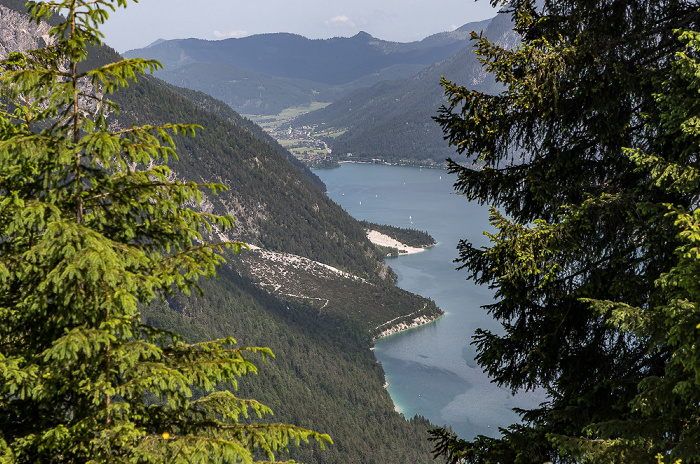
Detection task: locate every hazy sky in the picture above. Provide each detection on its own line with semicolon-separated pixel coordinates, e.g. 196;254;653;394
100;0;501;53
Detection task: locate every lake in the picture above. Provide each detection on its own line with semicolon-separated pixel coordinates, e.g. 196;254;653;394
315;162;543;440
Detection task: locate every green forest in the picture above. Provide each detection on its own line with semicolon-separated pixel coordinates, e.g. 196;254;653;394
2;0;700;463
291;16;509;167
429;1;700;463
123;25;476;117
0;1;440;462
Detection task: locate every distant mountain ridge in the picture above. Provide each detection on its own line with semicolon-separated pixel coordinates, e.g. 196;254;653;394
125;26;486;84
122;14;516;165
292;13;518;164
124;20;492;114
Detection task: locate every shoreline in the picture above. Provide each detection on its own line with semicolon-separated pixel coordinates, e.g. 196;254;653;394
372;312;443;341
336;160;446;170
366;229;433;255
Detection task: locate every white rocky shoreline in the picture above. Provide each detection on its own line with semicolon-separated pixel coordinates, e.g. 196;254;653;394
366;229;434;255
365;230;441;339
373;313;442;340
241;233;442;342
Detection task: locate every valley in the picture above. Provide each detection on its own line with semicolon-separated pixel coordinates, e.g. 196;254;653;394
316;162;546;440
124;17;503;168
48;1;700;462
246;105;341;168
0;2;492;462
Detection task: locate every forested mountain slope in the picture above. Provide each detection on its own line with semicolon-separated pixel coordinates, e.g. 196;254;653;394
292;13;518;164
0;2;441;462
161;84;328;191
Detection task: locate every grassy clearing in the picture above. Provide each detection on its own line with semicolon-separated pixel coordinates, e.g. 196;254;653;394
244;102;331;130
312;127;347;139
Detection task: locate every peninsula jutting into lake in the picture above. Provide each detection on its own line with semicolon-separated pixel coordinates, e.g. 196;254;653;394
316;162;545;440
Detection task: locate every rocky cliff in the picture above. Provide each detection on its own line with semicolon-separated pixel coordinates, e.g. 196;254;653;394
0;5;52;58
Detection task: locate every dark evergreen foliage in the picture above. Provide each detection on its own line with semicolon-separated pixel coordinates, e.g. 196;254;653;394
100;30;443;464
144;264;438;464
98;69;385;279
430;0;700;462
149;83;328;192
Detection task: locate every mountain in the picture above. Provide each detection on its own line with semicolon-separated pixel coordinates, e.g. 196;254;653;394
292;13;519;165
0;2;442;462
161;83;328;191
124;21;490;114
123;14;516;165
125;27;485;84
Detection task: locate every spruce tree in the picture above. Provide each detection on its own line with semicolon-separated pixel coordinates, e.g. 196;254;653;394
0;1;330;462
430;1;699;463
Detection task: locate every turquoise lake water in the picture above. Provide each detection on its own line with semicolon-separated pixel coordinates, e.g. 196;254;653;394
315;163;544;440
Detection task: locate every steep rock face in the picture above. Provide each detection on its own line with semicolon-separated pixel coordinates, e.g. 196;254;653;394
486;10;520;50
0;5;52;58
0;3;411;304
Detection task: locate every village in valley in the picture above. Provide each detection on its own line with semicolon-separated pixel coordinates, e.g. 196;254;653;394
247;103;342;168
